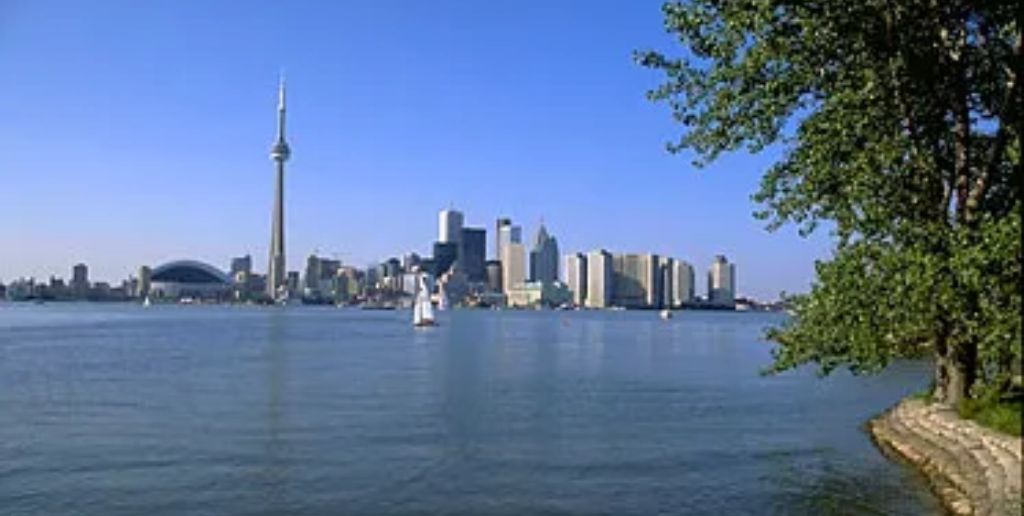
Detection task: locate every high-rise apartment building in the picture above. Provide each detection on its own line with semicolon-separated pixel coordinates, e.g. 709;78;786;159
708;255;736;306
438;209;464;244
660;257;675;308
671;260;695;307
460;227;487;282
528;223;560;284
585;250;613;308
611;253;660;308
565;253;588;306
501;242;526;292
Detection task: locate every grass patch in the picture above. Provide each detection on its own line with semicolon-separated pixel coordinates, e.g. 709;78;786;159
958;396;1023;437
909;389;934;403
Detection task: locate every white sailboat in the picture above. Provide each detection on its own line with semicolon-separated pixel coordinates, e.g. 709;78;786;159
413;273;436;327
142;295;152;307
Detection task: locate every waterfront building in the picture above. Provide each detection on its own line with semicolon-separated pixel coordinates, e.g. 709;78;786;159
585;249;613;308
485;260;502;292
612;253;660;308
286;271;300;295
506;281;571;308
303;255;342;298
149;260;230;300
528;223;559;284
671;260;695;306
565;253;588;306
501;242;526;292
438;208;464;245
71;263;89;298
432;241;459;277
230;255;252;276
661;257;675;308
267;74;291;300
138;265;152;298
708;255;736;307
459;227;487;283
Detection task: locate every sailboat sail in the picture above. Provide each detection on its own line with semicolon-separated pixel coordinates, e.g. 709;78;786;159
413;273;435;327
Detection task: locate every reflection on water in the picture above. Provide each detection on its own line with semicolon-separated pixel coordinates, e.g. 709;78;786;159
0;304;940;515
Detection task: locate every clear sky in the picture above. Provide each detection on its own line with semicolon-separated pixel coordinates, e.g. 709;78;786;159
0;0;831;300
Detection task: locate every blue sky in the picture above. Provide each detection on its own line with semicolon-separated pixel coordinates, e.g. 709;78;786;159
0;0;831;299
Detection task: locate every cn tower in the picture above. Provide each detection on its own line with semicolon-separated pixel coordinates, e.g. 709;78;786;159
267;74;290;299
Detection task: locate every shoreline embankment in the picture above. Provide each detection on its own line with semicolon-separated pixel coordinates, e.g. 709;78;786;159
869;398;1022;515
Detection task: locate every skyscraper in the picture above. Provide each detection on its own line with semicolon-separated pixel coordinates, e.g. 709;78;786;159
495;217;511;261
672;260;695;307
71;263;89;299
501;242;526;292
565;253;588;306
432;241;459;277
459;227;487;282
267;74;291;299
528;223;559;284
585;250;613;308
438;209;464;244
708;255;736;307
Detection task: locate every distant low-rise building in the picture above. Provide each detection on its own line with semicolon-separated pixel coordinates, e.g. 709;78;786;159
506;281;570;308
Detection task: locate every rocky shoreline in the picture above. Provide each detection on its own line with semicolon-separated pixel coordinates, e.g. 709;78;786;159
869;398;1022;515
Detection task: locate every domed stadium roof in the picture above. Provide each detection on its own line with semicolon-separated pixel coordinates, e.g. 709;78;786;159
151;260;229;284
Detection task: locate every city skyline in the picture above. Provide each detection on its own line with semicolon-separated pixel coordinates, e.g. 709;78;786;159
0;1;832;300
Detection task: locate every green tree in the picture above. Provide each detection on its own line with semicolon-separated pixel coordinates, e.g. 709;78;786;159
638;0;1021;405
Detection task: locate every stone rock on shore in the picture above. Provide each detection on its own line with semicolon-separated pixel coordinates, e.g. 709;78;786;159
869;398;1022;516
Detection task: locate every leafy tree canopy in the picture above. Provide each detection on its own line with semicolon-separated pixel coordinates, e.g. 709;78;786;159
638;0;1021;404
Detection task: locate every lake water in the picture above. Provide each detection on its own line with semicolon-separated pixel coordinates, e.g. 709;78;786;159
0;304;940;515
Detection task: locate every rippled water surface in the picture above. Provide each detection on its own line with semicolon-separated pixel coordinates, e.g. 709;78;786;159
0;304;940;515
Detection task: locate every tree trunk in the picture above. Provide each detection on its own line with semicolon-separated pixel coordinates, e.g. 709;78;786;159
944;340;978;407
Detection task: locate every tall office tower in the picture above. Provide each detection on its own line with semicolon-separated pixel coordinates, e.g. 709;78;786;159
485;260;503;292
304;255;324;292
286;271;300;295
459;227;487;282
267;74;291;300
497;221;522;262
565;253;588;306
71;263;89;298
708;255;737;306
432;241;459;277
137;265;152;298
230;255;253;276
660;258;674;308
439;209;464;244
611;253;660;308
501;242;526;292
528;223;560;284
585;250;613;308
672;260;695;306
495;217;511;260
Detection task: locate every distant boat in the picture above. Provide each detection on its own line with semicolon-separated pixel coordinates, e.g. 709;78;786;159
660;309;673;320
413;273;436;327
143;295;151;307
436;281;450;311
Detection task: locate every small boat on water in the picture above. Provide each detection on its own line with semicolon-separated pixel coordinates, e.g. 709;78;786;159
660;309;673;320
413;273;436;327
143;295;151;307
